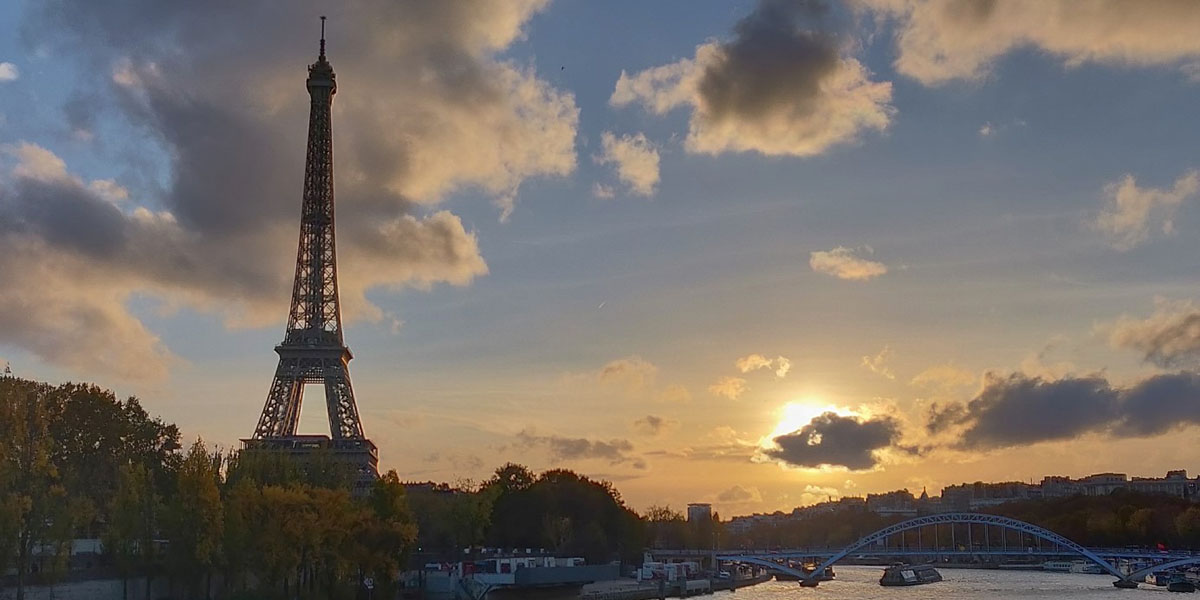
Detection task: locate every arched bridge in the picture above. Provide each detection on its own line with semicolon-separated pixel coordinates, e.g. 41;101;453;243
712;512;1200;586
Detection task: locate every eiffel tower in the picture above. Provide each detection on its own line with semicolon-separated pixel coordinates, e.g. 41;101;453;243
243;18;378;486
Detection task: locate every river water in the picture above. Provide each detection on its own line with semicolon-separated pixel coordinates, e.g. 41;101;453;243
720;566;1161;599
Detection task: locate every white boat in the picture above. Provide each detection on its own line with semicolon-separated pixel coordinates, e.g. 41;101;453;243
1070;561;1105;574
1042;561;1073;572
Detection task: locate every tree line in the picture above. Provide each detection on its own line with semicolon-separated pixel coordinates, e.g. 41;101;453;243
0;377;662;599
0;377;418;600
720;492;1200;552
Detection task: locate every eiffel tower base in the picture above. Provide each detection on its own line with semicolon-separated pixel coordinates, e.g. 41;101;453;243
239;435;379;496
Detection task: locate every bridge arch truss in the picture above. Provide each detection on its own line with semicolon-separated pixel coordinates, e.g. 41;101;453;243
718;512;1131;583
810;513;1124;580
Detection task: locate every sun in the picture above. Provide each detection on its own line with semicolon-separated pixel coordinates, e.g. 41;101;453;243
762;398;854;445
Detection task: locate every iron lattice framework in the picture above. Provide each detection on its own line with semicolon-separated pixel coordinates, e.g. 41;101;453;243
716;512;1128;582
252;26;365;441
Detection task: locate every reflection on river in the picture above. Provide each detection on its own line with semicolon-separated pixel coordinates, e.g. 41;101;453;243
720;566;1160;599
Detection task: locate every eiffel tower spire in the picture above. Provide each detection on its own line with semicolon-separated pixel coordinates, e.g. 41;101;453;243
252;19;366;441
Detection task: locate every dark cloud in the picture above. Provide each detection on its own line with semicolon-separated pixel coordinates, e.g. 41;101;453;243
765;411;901;470
698;0;838;124
932;371;1200;449
611;0;892;156
633;414;677;436
1112;372;1200;437
942;374;1117;449
516;429;646;469
5;177;128;258
1;0;579;377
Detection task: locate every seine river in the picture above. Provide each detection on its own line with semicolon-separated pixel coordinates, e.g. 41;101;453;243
721;566;1159;599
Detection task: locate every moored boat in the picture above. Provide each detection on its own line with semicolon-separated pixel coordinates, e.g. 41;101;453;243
1149;572;1174;586
1070;560;1105;574
880;564;942;586
773;563;834;582
1042;560;1073;572
1169;575;1196;593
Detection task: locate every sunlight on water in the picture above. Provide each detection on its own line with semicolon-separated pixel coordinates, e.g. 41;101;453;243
721;566;1158;599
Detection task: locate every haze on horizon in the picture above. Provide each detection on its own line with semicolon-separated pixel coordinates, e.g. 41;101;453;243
3;0;1200;516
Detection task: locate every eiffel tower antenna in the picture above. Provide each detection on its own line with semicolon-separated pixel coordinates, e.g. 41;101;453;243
245;18;377;487
319;16;326;59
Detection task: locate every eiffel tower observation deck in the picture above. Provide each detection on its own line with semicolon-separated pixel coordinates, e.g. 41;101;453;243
241;18;378;492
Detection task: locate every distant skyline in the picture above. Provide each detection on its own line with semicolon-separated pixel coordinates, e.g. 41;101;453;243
4;0;1200;515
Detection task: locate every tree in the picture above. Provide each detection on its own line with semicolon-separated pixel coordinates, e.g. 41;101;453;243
0;379;70;600
165;439;224;599
222;476;259;594
354;471;418;596
105;464;156;600
645;504;687;549
1176;507;1200;547
46;385;180;517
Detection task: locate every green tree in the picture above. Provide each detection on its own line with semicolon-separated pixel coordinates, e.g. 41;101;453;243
222;476;258;594
105;464;157;600
46;384;180;516
1177;507;1200;547
0;379;70;600
166;439;225;599
354;471;418;596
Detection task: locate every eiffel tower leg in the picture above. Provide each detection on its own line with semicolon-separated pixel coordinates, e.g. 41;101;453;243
255;360;305;438
324;360;364;439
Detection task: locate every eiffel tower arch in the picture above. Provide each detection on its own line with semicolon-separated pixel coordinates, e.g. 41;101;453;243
241;19;378;491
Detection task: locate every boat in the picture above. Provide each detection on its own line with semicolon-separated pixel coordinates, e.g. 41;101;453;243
1148;571;1174;586
1070;561;1105;574
880;564;943;586
773;563;834;582
1169;575;1196;593
1042;560;1073;572
1113;580;1139;589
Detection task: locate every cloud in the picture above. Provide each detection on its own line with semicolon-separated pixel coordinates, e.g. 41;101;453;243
656;384;693;403
1091;170;1200;250
735;353;791;378
516;429;646;469
3;0;580;377
1183;62;1200;83
1106;298;1200;368
716;485;763;504
928;371;1200;449
708;376;748;400
809;245;888;280
861;345;896;379
633;415;679;436
610;0;893;157
596;132;660;196
860;0;1200;85
910;364;976;391
597;355;659;392
764;411;902;470
0;63;17;82
591;182;615;199
0;144;487;379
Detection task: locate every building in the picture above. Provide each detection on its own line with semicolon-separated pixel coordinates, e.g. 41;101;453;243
941;481;1040;511
1078;473;1128;496
687;503;713;523
866;490;918;517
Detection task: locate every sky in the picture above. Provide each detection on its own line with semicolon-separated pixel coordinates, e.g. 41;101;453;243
4;0;1200;516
